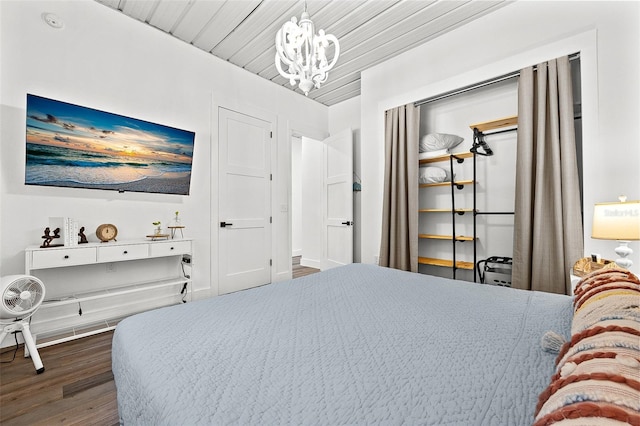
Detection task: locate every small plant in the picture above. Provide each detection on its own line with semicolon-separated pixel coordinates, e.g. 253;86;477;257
152;221;161;226
152;221;161;235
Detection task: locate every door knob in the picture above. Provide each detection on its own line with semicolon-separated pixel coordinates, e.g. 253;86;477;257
220;222;233;227
341;221;353;226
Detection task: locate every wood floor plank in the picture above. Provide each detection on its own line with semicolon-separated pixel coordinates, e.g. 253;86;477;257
63;370;114;398
292;258;320;279
0;331;117;425
3;380;118;426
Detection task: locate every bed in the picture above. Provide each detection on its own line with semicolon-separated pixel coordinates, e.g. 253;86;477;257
111;264;640;425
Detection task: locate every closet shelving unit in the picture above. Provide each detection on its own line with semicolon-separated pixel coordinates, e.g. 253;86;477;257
418;151;475;277
418;115;518;281
469;115;518;282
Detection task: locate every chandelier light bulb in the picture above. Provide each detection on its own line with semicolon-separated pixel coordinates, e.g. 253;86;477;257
275;8;340;96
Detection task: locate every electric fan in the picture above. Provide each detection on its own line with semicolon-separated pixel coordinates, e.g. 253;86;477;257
0;275;46;374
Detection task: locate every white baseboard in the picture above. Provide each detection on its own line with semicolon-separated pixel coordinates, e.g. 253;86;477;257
192;287;213;300
275;270;293;282
300;257;321;269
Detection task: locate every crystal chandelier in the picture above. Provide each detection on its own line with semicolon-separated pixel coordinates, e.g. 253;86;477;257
274;4;340;96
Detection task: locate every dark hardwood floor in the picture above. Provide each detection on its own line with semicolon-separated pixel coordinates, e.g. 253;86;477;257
0;331;118;425
0;258;318;424
292;255;320;278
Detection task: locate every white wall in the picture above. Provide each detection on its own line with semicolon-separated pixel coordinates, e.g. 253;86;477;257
360;1;640;274
0;0;328;296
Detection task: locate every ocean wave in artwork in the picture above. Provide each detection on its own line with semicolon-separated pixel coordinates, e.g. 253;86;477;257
26;143;191;185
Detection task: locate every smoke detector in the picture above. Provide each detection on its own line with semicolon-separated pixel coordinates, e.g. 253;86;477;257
42;13;64;29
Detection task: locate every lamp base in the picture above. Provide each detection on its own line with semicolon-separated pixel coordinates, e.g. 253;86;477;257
614;240;633;269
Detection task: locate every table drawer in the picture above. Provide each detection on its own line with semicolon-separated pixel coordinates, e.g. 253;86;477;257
31;247;97;269
97;244;148;262
149;241;191;258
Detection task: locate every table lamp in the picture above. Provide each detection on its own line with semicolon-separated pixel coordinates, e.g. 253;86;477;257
592;196;640;269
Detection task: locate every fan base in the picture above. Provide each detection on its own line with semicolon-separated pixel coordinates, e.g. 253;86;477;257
0;321;45;374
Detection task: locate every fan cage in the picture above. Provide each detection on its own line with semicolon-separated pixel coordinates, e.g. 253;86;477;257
1;275;46;319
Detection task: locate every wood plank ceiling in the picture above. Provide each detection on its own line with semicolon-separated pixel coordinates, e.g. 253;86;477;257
94;0;511;106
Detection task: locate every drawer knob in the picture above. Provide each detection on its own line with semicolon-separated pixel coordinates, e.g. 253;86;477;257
123;250;128;254
64;255;69;259
170;247;174;250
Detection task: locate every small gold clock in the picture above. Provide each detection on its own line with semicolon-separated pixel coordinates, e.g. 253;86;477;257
96;224;118;242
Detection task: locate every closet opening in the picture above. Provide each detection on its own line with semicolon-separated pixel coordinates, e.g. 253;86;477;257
416;55;583;282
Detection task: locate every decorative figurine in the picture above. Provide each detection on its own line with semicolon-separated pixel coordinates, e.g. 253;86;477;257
40;227;63;248
78;226;88;244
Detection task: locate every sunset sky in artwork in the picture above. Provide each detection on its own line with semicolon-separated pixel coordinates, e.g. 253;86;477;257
26;95;195;164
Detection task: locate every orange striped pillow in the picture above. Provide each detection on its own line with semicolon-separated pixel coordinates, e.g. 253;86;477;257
534;269;640;426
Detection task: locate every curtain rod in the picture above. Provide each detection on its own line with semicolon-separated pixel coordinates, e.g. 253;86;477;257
414;52;580;107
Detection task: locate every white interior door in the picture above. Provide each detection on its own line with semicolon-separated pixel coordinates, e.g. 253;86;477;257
218;108;272;294
323;128;353;270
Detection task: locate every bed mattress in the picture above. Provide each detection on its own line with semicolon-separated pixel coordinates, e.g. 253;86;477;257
112;264;572;425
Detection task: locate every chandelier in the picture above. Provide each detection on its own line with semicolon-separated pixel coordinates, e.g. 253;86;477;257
274;4;340;96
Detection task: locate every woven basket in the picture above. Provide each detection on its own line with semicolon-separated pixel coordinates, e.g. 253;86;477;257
572;257;617;277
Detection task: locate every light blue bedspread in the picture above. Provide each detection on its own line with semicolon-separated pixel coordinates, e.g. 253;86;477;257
112;264;572;425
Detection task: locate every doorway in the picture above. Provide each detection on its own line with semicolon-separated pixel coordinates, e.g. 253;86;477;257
291;129;353;272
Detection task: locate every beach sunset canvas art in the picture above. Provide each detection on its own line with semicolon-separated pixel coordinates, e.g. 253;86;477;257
25;94;195;195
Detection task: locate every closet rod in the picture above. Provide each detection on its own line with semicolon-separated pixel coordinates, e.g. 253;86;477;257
414;52;580;107
483;127;517;137
476;211;515;215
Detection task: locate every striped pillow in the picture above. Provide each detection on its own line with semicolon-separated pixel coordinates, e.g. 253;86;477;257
534;268;640;426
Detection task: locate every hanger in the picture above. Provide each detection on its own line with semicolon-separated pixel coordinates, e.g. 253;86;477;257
471;128;494;156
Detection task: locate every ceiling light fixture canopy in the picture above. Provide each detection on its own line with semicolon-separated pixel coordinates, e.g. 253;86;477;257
275;3;340;96
42;12;65;29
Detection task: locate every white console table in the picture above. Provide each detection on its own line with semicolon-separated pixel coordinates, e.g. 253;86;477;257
24;239;192;348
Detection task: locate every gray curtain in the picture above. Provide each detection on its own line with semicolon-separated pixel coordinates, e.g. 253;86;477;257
512;56;583;294
380;103;420;272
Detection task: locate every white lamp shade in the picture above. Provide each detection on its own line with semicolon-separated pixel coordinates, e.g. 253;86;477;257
592;200;640;240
